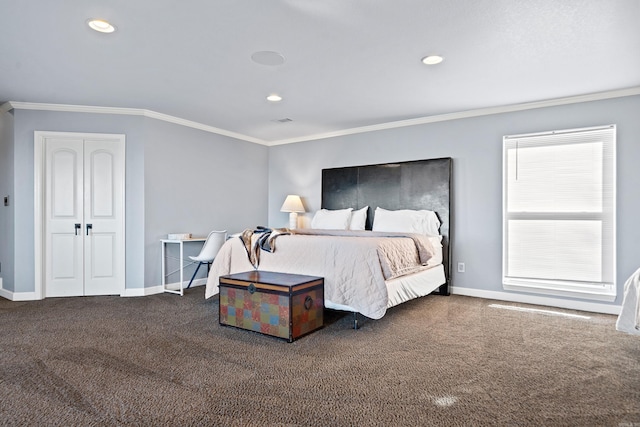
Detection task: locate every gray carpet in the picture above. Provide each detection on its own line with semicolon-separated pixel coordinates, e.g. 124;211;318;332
1;288;639;426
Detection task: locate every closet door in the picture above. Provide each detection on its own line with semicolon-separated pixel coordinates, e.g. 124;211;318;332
45;138;85;297
44;135;125;297
83;139;125;295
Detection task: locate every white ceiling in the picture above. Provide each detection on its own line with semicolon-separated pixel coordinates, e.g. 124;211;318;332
1;0;639;145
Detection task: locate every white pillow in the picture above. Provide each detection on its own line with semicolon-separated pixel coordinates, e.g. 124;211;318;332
372;207;441;236
311;208;353;230
349;206;368;231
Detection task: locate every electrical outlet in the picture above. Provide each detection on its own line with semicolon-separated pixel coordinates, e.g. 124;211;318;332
457;262;465;273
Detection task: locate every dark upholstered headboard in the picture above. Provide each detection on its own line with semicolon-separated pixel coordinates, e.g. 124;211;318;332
321;157;452;293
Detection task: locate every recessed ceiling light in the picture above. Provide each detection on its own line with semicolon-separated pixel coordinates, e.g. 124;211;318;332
251;51;285;66
421;55;444;65
87;19;116;33
267;94;283;102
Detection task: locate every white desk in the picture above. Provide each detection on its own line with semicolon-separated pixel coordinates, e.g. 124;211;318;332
161;237;206;296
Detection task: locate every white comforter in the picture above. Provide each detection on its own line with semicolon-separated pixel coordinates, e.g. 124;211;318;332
616;267;640;335
205;232;436;320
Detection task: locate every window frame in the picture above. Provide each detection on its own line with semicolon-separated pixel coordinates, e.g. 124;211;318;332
502;125;616;301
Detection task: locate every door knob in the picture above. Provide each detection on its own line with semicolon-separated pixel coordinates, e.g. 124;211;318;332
75;223;81;235
86;223;93;235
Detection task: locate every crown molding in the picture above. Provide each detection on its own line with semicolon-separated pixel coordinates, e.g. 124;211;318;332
0;102;14;114
2;101;268;146
4;86;639;147
143;110;267;145
269;86;640;146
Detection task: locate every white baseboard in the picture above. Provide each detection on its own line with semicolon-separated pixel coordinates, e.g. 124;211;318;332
121;278;207;297
0;283;10;300
452;286;621;315
1;278;208;300
121;286;163;297
0;287;39;301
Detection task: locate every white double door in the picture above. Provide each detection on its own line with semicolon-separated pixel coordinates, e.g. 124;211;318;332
43;133;125;297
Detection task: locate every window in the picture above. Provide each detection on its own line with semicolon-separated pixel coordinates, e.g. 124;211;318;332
502;125;616;301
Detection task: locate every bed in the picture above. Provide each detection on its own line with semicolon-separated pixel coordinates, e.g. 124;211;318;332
205;157;452;322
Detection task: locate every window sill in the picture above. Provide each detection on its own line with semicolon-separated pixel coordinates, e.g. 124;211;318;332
503;280;616;302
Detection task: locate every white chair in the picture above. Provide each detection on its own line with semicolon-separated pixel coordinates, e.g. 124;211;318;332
186;230;227;289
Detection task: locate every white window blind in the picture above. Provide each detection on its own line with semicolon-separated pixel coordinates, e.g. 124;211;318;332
502;125;616;300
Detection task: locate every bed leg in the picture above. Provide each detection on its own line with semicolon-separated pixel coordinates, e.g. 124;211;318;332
353;312;360;330
435;282;450;296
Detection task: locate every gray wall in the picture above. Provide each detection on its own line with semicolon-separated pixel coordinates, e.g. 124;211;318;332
143;118;268;287
0;111;15;291
267;95;640;307
6;109;268;294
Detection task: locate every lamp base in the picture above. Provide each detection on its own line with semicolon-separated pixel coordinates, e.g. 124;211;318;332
288;212;298;229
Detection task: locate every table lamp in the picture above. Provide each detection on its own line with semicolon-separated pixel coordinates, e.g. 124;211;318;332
280;195;305;229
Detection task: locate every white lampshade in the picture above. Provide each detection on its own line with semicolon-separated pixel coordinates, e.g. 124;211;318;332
280;195;305;213
280;195;305;229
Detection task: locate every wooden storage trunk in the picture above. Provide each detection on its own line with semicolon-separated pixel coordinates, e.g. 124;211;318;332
219;271;324;342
